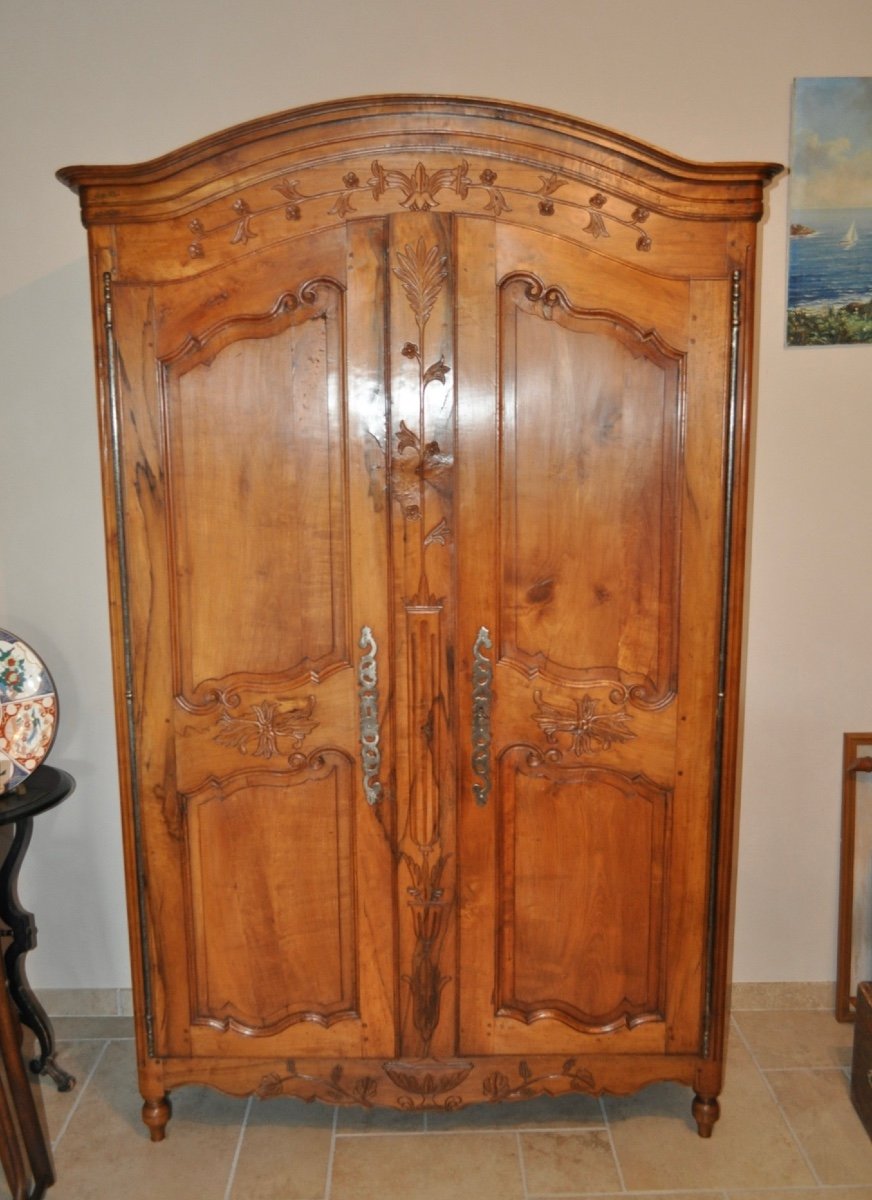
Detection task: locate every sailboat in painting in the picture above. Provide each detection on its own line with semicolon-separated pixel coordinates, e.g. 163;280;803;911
840;220;859;248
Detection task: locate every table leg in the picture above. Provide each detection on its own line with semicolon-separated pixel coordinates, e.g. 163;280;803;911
0;816;75;1092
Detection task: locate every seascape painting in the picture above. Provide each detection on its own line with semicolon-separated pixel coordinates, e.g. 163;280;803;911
787;77;872;345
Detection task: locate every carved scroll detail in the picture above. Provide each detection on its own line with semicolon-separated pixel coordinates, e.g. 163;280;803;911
472;628;494;805
358;627;383;805
531;690;635;757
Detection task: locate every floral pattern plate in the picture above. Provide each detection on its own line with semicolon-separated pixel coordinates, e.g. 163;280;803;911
0;629;58;794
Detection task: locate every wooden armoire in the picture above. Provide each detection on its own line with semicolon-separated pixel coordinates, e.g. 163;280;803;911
59;96;780;1139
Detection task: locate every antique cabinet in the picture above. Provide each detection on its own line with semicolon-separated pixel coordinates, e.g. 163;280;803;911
58;96;780;1139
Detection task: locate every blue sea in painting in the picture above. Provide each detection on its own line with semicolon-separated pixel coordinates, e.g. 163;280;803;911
788;208;872;309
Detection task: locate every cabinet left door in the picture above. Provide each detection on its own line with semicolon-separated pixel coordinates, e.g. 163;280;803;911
105;222;398;1062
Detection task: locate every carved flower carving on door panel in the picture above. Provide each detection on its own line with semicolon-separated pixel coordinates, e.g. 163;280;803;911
531;689;635;757
214;694;318;762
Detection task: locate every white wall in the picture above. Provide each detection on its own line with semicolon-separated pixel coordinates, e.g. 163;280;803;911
2;0;870;988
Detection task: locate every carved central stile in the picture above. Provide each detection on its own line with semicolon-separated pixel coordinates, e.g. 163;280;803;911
389;217;456;1058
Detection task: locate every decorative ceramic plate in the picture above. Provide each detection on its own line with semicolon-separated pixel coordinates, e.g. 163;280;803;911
0;629;58;794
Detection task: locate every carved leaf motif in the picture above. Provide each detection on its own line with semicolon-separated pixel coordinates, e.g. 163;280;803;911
396;420;420;454
531;690;635;756
215;695;318;759
483;1072;511;1101
482;187;511;216
424;518;451;546
353;1077;378;1104
383;1062;472;1097
483;1061;596;1103
370;160;471;210
391;423;453;519
393;238;449;327
272;178;305;202
423;355;451;387
586;209;610;239
230;217;256;245
328;191;356;218
539;173;569;196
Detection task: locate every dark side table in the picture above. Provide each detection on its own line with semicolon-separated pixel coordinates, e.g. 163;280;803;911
0;764;75;1091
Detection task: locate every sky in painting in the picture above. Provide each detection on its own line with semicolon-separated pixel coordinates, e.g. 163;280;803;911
790;76;872;210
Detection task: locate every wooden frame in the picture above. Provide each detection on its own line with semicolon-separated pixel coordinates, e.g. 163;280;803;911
837;732;872;1021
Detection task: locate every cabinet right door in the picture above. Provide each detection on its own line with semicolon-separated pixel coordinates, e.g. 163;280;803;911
455;214;732;1059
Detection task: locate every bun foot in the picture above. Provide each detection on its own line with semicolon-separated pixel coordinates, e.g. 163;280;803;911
692;1092;720;1137
142;1093;172;1142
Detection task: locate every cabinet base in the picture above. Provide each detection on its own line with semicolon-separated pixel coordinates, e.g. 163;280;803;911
140;1051;723;1139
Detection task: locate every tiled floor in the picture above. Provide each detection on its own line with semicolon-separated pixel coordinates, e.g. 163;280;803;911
5;1007;872;1199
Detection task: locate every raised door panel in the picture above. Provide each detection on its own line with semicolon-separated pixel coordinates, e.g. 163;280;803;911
497;757;669;1033
498;273;684;704
112;225;397;1059
164;281;350;705
457;220;728;1057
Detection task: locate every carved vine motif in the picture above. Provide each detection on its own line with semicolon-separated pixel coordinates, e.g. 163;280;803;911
257;1060;379;1106
390;238;454;526
400;846;451;1057
185;161;653;258
391;421;453;522
214;694;317;764
483;1058;596;1102
531;690;635;757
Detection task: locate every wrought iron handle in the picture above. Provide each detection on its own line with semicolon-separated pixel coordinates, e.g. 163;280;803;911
358;626;383;805
471;627;493;806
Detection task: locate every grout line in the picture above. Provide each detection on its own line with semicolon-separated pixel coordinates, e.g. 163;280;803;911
332;1123;605;1137
516;1129;530;1200
222;1093;252;1200
598;1094;628;1193
323;1105;339;1200
50;1037;110;1150
730;1016;823;1187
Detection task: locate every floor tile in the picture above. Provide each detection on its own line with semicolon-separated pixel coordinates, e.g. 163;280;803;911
727;1190;872;1200
48;1040;244;1199
329;1131;524;1199
520;1129;621;1193
735;1007;854;1068
40;1039;107;1142
604;1042;815;1190
230;1097;333;1200
768;1066;872;1184
544;1194;722;1200
40;987;119;1018
426;1089;603;1131
335;1101;425;1132
51;1015;135;1041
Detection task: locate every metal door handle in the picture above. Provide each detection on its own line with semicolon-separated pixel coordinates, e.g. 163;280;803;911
471;627;493;806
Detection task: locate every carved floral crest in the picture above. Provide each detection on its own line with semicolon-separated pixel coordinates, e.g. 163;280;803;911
214;694;317;761
531;689;635;757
